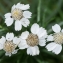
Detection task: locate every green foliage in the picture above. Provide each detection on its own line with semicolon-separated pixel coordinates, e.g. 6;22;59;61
0;0;63;63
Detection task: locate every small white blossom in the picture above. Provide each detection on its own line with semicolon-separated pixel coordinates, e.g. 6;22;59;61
0;33;20;56
18;23;47;56
4;3;32;31
46;24;63;54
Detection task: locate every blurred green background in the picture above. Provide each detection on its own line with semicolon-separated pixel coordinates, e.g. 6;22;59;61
0;0;63;63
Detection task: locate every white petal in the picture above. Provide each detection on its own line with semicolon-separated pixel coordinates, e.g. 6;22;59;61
18;39;28;49
11;4;16;11
20;31;29;39
16;3;24;9
46;42;57;51
31;23;40;34
23;11;32;18
0;44;3;49
12;3;30;11
37;27;47;38
13;37;20;45
5;18;14;26
42;34;48;39
39;38;46;46
12;3;23;11
21;18;30;27
16;3;21;7
47;35;54;41
52;44;62;54
6;33;14;41
12;49;18;54
61;29;63;32
1;36;6;44
12;3;26;10
20;4;30;10
4;13;11;18
5;52;11;56
0;36;6;49
52;24;61;33
27;46;39;56
15;21;22;31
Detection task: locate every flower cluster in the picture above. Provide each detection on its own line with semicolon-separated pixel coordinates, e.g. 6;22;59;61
0;3;63;57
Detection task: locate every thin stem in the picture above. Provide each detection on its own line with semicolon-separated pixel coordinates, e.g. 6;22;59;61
37;0;41;23
42;9;46;27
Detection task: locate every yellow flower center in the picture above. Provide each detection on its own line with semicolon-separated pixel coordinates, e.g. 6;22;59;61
11;8;23;20
3;41;16;53
53;33;63;44
26;33;39;46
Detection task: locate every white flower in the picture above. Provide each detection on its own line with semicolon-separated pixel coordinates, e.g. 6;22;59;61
46;24;63;54
4;3;32;31
18;23;47;56
0;33;20;56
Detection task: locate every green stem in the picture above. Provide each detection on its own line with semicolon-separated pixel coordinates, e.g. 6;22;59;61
37;0;41;23
42;9;46;27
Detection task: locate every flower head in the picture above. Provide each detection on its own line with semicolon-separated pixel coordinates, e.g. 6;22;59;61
18;23;47;56
46;24;63;54
4;3;32;31
0;33;20;56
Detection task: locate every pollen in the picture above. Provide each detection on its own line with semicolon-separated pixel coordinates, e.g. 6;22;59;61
3;41;16;53
11;8;23;20
53;33;63;44
26;33;39;46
